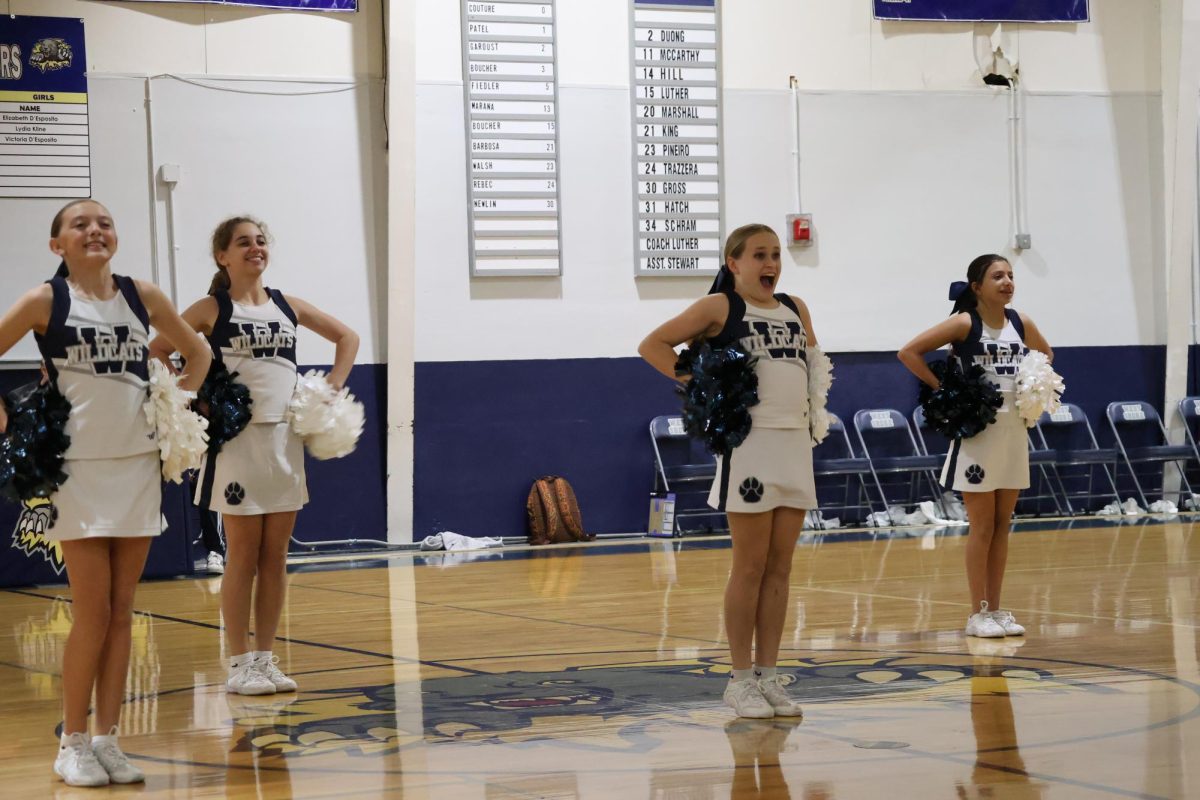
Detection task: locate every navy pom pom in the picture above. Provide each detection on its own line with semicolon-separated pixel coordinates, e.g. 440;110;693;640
675;340;759;455
919;359;1003;440
0;382;72;503
198;365;253;453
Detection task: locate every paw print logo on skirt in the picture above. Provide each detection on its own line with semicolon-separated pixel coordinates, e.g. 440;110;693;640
738;477;764;503
965;465;986;485
224;482;246;506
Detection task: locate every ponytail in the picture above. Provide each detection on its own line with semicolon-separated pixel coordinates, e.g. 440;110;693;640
53;260;69;279
951;254;1008;315
208;266;231;296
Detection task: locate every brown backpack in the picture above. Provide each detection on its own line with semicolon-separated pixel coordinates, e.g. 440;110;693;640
526;476;593;545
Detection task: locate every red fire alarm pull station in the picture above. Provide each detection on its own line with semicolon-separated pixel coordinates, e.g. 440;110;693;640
786;214;813;247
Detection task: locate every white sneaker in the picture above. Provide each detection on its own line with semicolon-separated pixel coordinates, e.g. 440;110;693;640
989;609;1026;636
723;678;774;719
91;730;144;784
54;732;109;787
227;658;276;696
965;601;1007;638
257;654;298;692
206;552;225;574
756;674;803;717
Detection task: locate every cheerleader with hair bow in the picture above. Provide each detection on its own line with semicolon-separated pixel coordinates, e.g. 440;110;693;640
899;254;1055;639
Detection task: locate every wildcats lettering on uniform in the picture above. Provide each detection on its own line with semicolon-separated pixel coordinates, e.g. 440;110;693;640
229;321;296;359
65;325;146;375
974;342;1025;376
741;320;805;361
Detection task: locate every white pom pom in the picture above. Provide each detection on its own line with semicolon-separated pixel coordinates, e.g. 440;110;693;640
1014;350;1065;428
807;346;834;444
289;370;364;460
144;359;209;484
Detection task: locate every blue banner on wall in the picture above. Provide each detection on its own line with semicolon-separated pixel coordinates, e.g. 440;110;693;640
107;0;356;11
874;1;1088;22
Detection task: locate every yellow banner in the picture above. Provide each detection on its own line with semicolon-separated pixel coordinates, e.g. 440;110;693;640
0;91;88;104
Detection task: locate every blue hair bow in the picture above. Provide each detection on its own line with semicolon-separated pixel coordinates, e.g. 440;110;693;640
948;281;969;302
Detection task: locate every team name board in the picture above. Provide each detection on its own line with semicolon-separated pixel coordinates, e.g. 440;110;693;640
631;0;722;276
461;1;562;276
0;16;89;199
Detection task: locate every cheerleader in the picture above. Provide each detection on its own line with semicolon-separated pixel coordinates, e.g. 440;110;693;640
0;200;211;786
149;215;358;695
898;254;1053;638
640;224;815;718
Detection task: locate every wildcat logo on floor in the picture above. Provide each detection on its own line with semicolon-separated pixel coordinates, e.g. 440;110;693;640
227;652;1115;758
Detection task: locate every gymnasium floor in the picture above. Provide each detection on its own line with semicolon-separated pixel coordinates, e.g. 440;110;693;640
0;517;1197;799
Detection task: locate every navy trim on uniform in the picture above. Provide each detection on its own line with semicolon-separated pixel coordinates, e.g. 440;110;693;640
114;275;150;331
717;451;733;511
710;291;744;348
198;453;219;510
775;293;800;318
267;289;298;327
943;438;962;491
952;310;983;361
210;291;234;364
1005;308;1026;341
35;276;71;383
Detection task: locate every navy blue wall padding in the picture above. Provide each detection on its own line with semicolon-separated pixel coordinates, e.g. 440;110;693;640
291;363;388;543
0;344;1179;586
414;358;680;539
413;345;1168;539
0;362;386;587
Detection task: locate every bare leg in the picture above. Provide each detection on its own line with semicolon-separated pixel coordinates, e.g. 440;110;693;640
961;492;997;613
753;508;805;668
251;511;297;654
725;511;773;671
60;539;113;735
93;537;152;732
985;489;1021;610
222;514;265;655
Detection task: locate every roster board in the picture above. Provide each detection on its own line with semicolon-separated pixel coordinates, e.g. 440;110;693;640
0;16;91;199
631;0;722;276
461;0;562;276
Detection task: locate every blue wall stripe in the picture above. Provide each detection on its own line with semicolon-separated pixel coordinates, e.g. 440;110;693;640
414;345;1178;539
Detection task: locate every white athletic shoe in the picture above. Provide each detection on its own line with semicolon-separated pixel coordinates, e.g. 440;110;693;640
257;654;298;693
723;678;774;719
966;601;1007;638
227;658;276;696
756;674;803;717
91;729;144;784
989;609;1026;636
54;732;109;787
206;552;225;574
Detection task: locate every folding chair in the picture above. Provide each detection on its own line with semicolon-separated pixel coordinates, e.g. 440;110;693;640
1178;397;1200;505
1033;404;1120;513
1022;426;1068;516
911;406;951;459
649;415;723;534
812;413;876;527
853;409;948;525
1106;401;1197;510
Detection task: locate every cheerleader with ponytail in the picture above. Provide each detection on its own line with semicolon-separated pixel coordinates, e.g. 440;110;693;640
898;255;1054;639
640;224;823;720
148;215;358;698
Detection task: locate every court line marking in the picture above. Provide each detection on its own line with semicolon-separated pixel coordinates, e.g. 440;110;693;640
0;588;490;677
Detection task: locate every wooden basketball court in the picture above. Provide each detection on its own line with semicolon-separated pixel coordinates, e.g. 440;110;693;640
0;517;1197;798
